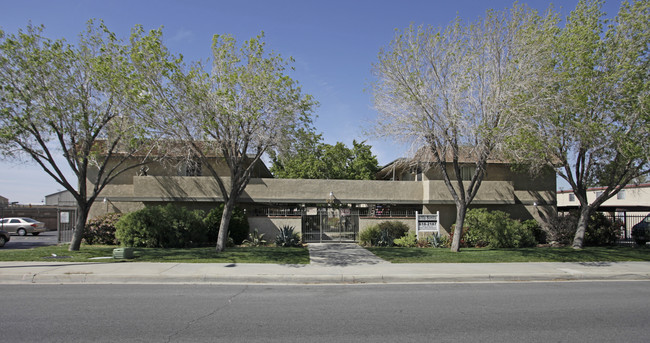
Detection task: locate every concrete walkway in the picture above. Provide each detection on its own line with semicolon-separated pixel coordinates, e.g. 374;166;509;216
308;243;389;266
1;258;649;285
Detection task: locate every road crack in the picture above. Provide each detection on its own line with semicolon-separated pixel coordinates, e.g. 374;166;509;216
165;286;248;343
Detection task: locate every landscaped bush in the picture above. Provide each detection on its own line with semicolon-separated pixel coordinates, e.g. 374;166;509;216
547;214;578;244
275;225;301;247
549;211;621;246
84;213;122;245
583;212;620;246
359;221;410;247
462;209;537;248
523;219;546;244
204;205;249;245
360;225;381;246
377;221;410;241
115;204;206;248
394;231;417;247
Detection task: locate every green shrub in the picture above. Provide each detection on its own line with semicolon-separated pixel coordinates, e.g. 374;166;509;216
275;225;301;247
584;212;620;246
360;221;410;247
360;225;381;246
204;205;249;245
550;212;621;246
377;221;410;241
84;213;122;245
115;204;206;248
462;209;537;248
394;231;417;247
523;219;546;244
438;234;451;248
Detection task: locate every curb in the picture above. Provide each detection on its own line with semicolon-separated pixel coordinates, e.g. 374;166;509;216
3;271;649;285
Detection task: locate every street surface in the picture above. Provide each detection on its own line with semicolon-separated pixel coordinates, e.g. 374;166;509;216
1;281;648;342
1;230;59;249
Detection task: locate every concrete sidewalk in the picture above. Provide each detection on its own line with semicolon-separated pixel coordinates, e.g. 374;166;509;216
1;260;649;285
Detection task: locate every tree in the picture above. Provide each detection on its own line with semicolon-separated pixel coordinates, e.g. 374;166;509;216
133;31;316;252
270;129;380;180
269;128;327;179
0;22;157;251
507;0;650;249
372;4;556;251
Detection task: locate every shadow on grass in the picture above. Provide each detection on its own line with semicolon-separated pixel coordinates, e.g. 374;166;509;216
133;246;310;264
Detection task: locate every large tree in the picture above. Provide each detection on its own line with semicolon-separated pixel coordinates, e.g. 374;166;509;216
507;0;650;249
372;4;556;251
270;128;380;180
133;31;316;252
0;22;157;251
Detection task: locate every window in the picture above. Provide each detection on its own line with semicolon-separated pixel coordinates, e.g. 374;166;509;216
595;191;603;198
568;194;575;202
617;190;626;200
460;166;475;180
10;219;20;223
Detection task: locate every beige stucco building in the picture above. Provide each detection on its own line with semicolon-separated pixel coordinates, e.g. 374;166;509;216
88;156;556;242
557;183;650;215
557;184;650;237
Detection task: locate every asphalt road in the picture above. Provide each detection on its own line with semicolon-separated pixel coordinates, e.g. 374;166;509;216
1;281;648;342
1;230;59;249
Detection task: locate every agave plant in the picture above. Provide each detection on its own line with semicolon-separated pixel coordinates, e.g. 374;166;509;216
242;229;267;247
275;225;301;247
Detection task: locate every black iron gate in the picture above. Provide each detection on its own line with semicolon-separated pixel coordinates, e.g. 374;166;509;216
302;208;359;243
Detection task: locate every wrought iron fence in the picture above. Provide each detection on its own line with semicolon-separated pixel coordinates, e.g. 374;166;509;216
251;207;418;218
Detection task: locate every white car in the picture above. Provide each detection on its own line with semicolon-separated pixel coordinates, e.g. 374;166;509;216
0;217;47;236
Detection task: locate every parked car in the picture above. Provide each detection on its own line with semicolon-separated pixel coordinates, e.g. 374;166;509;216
0;217;47;236
631;214;650;245
0;230;9;247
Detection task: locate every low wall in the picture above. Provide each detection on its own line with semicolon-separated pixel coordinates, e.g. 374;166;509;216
247;217;301;240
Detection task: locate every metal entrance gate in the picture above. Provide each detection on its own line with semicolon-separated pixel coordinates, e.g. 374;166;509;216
57;207;77;243
302;208;359;243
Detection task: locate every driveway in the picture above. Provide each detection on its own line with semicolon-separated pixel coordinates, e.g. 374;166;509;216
1;231;60;249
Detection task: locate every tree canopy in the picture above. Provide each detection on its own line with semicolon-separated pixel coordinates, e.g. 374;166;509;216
133;31;316;252
506;0;650;248
0;21;158;251
372;4;556;251
269;129;380;180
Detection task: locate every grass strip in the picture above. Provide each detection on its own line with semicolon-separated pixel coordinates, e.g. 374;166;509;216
0;245;310;264
367;246;650;263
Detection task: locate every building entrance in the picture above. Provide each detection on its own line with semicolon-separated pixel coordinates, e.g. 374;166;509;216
302;208;359;243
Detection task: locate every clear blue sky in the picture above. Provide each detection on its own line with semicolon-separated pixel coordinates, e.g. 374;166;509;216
0;0;623;203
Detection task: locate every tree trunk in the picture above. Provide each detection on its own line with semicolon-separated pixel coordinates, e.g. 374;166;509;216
450;203;467;252
215;198;236;252
572;206;592;249
68;205;88;251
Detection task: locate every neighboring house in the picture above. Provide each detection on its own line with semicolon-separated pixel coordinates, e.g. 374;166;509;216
0;195;8;208
557;183;650;237
557;183;650;214
87;151;556;242
45;190;77;207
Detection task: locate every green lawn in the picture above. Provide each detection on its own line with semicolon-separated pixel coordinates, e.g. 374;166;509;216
0;245;310;264
367;246;650;263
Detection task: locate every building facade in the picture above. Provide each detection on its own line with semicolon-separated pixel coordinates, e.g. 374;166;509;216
87;156;556;242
